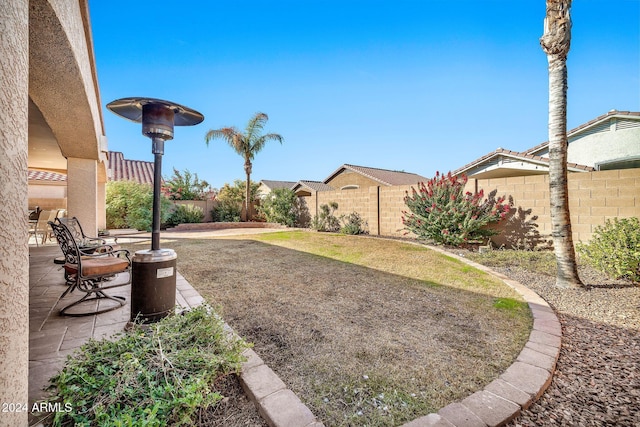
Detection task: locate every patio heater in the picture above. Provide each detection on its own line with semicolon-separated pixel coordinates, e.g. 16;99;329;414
107;97;204;323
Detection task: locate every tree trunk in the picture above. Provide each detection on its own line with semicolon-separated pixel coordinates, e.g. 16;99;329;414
244;160;252;222
541;0;582;288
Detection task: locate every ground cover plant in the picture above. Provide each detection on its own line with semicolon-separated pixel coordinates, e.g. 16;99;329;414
158;231;531;426
40;306;248;427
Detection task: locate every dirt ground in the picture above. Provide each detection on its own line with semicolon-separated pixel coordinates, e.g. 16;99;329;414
149;232;531;426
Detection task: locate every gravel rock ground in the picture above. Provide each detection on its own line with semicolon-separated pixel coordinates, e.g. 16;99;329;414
486;264;640;426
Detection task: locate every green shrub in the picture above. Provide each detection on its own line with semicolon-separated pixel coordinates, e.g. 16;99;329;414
576;217;640;283
167;204;205;227
258;188;298;227
340;211;368;235
402;171;510;246
41;305;248;426
212;180;260;222
311;202;340;232
212;202;241;222
106;181;171;231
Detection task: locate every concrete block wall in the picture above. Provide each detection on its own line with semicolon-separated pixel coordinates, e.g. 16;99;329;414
471;168;640;245
378;185;412;236
301;168;639;245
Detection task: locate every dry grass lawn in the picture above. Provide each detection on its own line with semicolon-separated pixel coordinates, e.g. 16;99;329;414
141;231;531;426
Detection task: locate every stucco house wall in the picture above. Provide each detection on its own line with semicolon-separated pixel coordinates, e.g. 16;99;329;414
1;1;106;423
531;119;640;169
1;1;30;424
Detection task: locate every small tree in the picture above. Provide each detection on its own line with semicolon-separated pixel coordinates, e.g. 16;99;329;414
205;113;283;221
402;171;510;246
162;168;211;201
213;180;260;222
258;188;299;227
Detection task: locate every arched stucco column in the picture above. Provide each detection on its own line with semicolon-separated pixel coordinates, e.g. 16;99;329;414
97;180;107;231
67;157;99;236
0;0;29;425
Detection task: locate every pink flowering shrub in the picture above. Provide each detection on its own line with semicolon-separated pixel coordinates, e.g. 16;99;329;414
402;171;511;246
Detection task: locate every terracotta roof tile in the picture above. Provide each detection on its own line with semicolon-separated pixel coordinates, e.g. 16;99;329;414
108;151;155;185
28;170;67;182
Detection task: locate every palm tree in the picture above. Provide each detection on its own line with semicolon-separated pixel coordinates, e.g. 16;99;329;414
205;112;283;221
540;0;582;288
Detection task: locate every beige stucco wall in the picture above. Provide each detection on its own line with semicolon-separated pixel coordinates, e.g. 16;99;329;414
532;122;640;169
29;0;106;235
0;0;30;425
567;127;640;168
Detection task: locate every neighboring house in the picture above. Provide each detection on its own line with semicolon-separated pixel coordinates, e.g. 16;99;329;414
292;180;334;197
292;164;427;197
107;151;155;185
324;164;428;189
455;110;640;179
257;180;297;198
291;164;428;227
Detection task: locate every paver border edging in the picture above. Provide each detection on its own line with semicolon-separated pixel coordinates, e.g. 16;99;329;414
399;244;562;427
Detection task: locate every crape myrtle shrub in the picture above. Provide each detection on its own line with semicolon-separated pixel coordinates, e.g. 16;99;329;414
577;217;640;283
162;168;211;201
403;171;511;246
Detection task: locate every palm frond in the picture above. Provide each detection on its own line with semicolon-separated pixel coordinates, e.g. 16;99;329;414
205;127;247;156
249;133;284;159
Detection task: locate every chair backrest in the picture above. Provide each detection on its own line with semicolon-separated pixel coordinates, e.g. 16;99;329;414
49;220;81;267
57;217;86;242
36;210;52;230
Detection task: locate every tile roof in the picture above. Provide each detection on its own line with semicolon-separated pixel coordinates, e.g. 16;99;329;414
108;151;155;185
453;148;594;176
324;164;428;186
260;180;298;190
28;170;67;182
293;180;334;192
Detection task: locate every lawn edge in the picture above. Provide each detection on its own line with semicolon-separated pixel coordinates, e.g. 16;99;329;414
177;235;561;427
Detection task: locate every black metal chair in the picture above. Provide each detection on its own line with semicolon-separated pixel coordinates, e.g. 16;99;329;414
58;216;117;250
49;220;132;316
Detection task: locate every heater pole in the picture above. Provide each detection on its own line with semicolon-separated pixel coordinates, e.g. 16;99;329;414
151;136;164;251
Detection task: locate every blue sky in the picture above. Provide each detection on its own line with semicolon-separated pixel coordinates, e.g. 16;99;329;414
90;0;639;189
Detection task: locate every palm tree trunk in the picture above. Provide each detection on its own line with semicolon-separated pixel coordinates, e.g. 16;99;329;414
244;160;252;222
541;0;582;288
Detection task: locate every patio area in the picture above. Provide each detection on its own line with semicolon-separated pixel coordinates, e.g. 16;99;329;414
28;243;205;424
